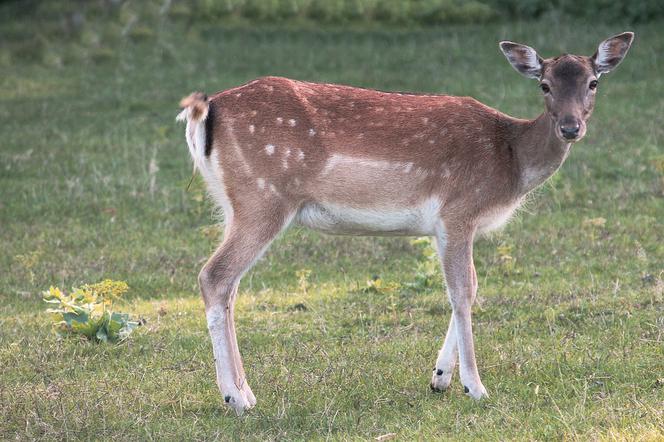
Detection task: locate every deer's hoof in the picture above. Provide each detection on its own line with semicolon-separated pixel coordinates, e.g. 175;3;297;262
220;383;256;416
463;382;488;400
430;367;453;392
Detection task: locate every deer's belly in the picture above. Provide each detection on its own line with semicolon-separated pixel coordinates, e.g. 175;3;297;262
296;198;441;236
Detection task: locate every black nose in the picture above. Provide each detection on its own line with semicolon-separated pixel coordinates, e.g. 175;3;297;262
560;123;580;140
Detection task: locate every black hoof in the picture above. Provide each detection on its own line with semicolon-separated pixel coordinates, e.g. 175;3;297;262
224;395;232;403
463;386;469;393
436;369;443;376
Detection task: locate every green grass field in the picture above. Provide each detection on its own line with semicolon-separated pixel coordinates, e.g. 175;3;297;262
1;13;663;441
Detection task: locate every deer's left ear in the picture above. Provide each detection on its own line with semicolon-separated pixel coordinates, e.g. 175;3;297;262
592;32;634;76
499;41;543;79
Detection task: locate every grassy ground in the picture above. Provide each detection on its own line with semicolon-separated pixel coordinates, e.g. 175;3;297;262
1;13;663;441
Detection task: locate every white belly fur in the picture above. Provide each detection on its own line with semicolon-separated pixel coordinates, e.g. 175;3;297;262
296;198;441;236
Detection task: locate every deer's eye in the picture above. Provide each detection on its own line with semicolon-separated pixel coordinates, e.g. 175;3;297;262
540;83;551;94
589;80;598;90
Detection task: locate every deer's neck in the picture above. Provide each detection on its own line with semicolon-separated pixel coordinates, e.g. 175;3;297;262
514;112;572;194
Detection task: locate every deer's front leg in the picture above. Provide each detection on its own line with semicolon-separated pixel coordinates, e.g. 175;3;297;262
442;233;487;400
431;313;457;391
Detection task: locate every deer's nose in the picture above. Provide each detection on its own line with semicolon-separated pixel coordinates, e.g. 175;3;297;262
560;122;580;140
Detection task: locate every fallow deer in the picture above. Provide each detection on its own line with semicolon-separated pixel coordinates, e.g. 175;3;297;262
177;32;634;414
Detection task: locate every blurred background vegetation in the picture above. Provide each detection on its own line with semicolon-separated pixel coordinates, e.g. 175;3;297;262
2;0;663;70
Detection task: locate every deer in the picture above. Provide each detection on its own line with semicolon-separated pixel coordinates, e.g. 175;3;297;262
176;32;634;415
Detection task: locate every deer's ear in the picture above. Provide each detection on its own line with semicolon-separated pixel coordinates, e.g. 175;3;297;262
499;41;543;79
592;32;634;76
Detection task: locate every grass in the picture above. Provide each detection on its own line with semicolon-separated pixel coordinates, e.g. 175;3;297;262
1;10;663;441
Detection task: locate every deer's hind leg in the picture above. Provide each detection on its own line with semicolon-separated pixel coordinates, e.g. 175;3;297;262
199;204;293;415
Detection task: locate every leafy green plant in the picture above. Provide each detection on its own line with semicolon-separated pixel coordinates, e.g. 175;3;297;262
43;280;139;343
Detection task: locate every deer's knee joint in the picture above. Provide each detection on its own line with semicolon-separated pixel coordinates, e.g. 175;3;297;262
198;263;236;305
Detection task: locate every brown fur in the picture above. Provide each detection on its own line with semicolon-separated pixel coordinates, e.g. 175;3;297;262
204;77;527;229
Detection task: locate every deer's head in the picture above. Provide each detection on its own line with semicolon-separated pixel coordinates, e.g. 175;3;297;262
500;32;634;143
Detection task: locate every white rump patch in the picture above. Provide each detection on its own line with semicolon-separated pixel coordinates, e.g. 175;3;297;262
175;109;188;122
180;109;233;224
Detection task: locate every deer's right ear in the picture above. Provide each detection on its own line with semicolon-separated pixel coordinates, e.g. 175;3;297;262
499;41;543;80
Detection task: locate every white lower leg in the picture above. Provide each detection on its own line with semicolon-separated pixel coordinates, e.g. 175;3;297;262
431;314;457;390
454;306;487;400
206;304;254;414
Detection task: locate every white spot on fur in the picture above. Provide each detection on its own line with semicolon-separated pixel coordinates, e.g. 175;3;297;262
265;144;275;155
404;163;413;173
422;117;429;124
276;117;283;125
288;119;296;127
282;148;291;170
257;178;265;189
308;128;316;137
249;125;255;134
297;149;304;161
